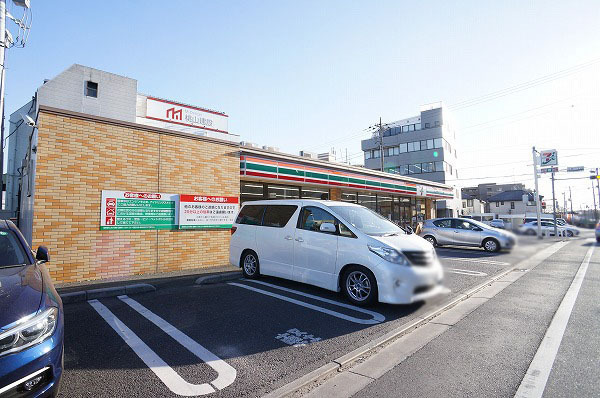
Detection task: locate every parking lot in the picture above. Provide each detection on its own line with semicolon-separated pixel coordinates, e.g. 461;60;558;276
58;236;559;398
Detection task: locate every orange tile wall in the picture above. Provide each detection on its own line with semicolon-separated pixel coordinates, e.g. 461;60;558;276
32;111;239;283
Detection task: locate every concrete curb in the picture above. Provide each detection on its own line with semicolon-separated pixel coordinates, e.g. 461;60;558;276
264;240;571;398
195;271;241;285
60;283;156;304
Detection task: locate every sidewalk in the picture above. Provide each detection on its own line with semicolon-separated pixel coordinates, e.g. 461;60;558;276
301;239;595;398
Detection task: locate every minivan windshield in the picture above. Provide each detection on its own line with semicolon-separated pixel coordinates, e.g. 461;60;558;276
0;229;30;267
329;205;402;236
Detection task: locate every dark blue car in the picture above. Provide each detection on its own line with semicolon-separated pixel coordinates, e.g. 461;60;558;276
0;220;63;397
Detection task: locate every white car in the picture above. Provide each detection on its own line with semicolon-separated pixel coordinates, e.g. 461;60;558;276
488;219;505;229
518;221;565;237
230;199;445;306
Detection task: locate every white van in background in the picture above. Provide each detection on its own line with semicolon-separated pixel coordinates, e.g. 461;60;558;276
229;200;445;306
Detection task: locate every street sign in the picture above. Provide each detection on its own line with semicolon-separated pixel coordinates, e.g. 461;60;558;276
567;166;584;172
539;149;558;166
591;175;600;180
540;167;558;173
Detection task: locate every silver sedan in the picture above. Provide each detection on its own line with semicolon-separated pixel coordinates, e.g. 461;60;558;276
420;218;516;252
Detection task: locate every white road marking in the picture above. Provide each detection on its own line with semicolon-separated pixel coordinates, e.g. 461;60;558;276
439;257;510;266
228;280;385;324
276;328;322;347
88;297;236;396
514;245;595;398
118;295;237;390
446;268;488;276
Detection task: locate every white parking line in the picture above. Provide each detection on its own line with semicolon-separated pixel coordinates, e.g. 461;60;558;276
439;257;510;266
514;245;595;398
88;297;236;396
228;280;385;325
446;268;488;276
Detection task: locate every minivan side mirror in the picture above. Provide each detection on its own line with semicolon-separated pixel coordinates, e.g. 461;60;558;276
36;246;50;263
319;223;337;233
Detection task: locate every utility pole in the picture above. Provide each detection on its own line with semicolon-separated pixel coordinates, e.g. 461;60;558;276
379;117;384;172
569;186;573;216
532;147;542;238
562;192;566;218
551;171;558;236
0;0;6;209
592;177;598;221
596;167;600;221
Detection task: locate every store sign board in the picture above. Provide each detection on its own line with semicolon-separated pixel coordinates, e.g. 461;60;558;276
539;149;558;166
145;97;228;134
540;167;558;173
567;166;584;172
100;190;179;230
179;195;239;229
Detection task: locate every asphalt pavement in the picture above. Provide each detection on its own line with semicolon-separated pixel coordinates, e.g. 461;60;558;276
300;233;598;398
57;234;571;397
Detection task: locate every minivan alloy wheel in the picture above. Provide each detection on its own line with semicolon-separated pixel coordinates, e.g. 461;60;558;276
242;253;258;277
346;271;372;302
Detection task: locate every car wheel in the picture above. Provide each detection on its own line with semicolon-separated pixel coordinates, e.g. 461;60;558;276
566;230;573;237
424;235;437;247
343;266;377;306
241;251;260;279
483;238;500;252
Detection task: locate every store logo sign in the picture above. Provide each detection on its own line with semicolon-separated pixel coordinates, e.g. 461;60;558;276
166;107;182;121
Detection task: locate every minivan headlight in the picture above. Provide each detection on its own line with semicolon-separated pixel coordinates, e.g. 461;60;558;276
0;307;58;357
368;245;410;266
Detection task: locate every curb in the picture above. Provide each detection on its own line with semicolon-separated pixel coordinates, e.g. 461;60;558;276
60;283;156;304
263;240;571;398
195;271;241;285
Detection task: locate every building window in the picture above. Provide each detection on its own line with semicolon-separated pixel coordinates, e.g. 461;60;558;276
496;202;499;207
399;164;409;175
501;201;504;205
365;151;372;160
424;123;430;128
373;149;380;158
402;125;409;133
511;202;515;209
399;143;407;153
267;184;300;199
434;161;443;172
301;187;329;200
422;162;434;173
415;123;421;130
434;138;442;148
467;199;474;207
240;181;265;203
434;121;440;127
408;124;415;132
85;81;98;98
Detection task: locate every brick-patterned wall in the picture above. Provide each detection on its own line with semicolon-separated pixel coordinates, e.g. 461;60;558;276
32;110;239;283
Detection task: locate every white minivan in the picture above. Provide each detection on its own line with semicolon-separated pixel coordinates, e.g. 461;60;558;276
229;199;445;306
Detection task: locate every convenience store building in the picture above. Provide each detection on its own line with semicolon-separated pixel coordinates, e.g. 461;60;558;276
5;65;453;284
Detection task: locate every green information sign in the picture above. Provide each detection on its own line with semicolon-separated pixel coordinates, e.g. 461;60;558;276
101;191;179;230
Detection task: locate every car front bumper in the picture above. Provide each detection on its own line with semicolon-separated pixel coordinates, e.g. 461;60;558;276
372;259;446;305
0;323;64;397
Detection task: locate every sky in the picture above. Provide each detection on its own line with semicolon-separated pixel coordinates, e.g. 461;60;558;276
2;0;600;211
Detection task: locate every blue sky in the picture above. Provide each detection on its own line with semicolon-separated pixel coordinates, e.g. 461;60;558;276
3;0;600;210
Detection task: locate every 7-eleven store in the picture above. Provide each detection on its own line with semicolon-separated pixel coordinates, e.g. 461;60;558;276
240;147;454;227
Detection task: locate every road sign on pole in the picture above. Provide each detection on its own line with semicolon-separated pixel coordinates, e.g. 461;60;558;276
540;149;558;167
567;166;584;172
540;167;558;173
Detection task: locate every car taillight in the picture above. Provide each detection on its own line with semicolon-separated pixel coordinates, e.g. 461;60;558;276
231;226;237;235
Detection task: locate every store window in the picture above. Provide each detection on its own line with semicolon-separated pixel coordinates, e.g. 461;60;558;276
267;184;300;199
241;181;264;203
301;187;329;200
358;192;377;211
378;195;394;220
341;191;357;203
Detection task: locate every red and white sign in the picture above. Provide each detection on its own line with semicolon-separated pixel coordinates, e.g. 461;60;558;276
179;195;239;229
145;97;228;134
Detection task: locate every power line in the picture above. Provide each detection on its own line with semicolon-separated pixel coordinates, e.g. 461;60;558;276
448;57;600;110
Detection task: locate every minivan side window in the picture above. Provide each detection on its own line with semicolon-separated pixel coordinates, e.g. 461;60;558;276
263;205;298;228
432;219;452;228
298;206;354;237
235;205;266;225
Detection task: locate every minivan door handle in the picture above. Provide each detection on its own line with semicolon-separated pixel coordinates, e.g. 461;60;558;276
295;237;304;242
284;235;293;240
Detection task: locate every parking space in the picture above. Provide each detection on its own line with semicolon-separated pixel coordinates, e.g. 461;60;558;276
58;240;554;397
